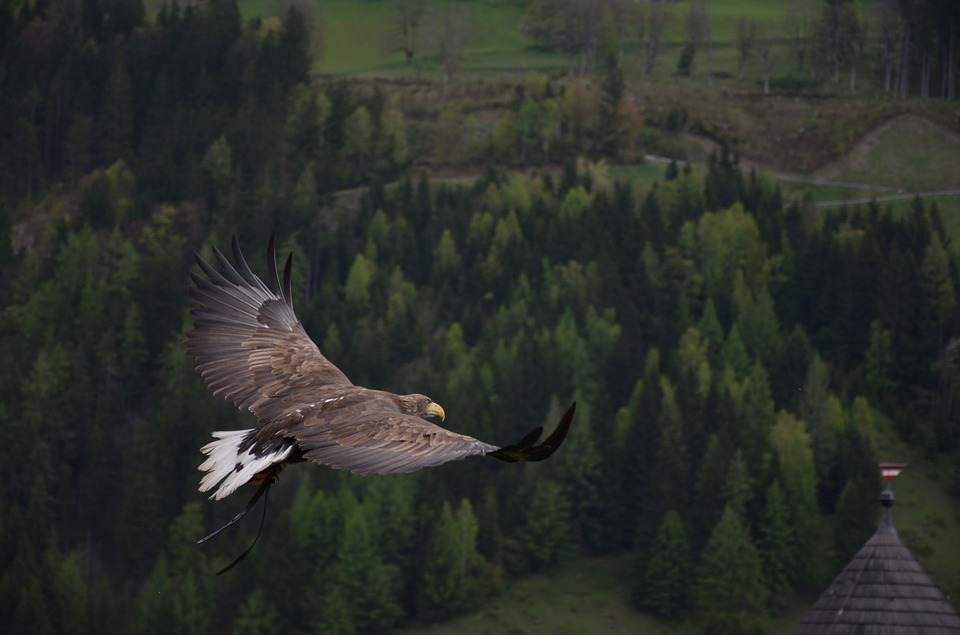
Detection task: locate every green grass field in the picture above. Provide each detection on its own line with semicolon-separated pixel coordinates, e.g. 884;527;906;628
816;115;960;192
232;0;834;79
397;556;681;635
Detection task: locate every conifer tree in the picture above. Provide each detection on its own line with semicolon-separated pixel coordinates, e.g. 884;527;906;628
723;449;752;518
722;324;751;378
420;499;482;618
232;590;280;635
635;509;691;617
769;411;819;588
691;433;728;546
694;506;767;634
513;480;570;572
833;477;878;561
554;401;604;551
864;320;895;403
653;378;690;518
334;504;402;632
97;55;134;166
758;481;794;608
741;361;775;470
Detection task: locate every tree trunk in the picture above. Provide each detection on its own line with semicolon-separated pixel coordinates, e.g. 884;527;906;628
949;26;957;100
921;49;930;98
883;39;893;93
899;28;911;98
850;64;856;93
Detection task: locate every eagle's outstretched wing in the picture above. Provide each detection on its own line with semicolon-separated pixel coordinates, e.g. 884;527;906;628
287;401;577;476
186;235;351;423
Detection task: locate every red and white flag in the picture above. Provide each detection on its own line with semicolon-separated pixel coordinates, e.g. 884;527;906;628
879;463;907;481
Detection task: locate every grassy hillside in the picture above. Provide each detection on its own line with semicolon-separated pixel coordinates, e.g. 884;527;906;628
397;557;678;635
815;115;960;192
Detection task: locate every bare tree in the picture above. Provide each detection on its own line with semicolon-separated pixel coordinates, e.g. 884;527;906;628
562;0;602;76
757;28;775;94
943;23;956;100
737;18;757;77
785;0;816;74
898;21;912;98
760;46;773;94
812;0;861;85
435;3;471;83
683;0;711;82
632;0;669;78
875;0;904;94
381;0;428;65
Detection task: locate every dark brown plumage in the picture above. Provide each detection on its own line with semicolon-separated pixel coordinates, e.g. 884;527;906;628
186;236;575;503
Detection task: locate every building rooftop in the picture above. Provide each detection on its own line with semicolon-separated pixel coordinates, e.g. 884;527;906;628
794;488;960;634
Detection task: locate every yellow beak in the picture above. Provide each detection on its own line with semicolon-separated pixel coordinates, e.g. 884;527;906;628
426;402;446;422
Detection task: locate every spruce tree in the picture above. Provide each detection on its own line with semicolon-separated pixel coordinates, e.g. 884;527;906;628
232;590;280;635
769;411;819;588
691;433;727;547
635;509;691;617
723;449;752;518
513;480;570;573
758;481;794;608
833;478;878;562
334;504;402;632
694;506;767;634
420;499;482;619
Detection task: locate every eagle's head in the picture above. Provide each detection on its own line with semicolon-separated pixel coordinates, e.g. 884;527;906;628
398;393;446;423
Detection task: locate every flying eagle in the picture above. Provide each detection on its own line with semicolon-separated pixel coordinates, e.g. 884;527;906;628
186;236;575;572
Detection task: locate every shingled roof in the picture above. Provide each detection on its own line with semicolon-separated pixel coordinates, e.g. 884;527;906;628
794;489;960;634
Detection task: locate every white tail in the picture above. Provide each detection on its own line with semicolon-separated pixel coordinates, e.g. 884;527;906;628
198;430;293;500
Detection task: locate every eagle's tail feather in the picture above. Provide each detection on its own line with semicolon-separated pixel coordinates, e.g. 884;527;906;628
198;429;292;500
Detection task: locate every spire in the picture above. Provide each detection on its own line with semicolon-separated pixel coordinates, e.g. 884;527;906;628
794;462;960;634
876;461;905;536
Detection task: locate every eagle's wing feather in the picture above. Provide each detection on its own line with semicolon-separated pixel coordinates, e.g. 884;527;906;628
186;236;351;421
289;408;499;475
289;401;577;475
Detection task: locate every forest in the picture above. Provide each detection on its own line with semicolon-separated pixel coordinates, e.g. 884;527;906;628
1;0;960;634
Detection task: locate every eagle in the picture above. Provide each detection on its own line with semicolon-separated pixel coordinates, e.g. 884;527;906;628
186;236;575;572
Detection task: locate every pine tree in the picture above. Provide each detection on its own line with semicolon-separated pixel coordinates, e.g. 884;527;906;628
653;378;690;517
723;449;752;518
864;320;895;403
691;433;728;547
51;550;89;635
801;354;837;502
513;480;570;572
334;504;402;632
740;361;775;470
769;411;819;588
420;499;482;619
97;55;134;166
758;481;794;609
554;403;604;551
722;324;751;378
694;506;767;634
635;509;691;617
232;590;280;635
834;478;878;562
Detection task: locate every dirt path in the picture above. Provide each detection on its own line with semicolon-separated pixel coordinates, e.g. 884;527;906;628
644;152;960;208
814;115;911;181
